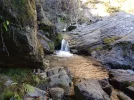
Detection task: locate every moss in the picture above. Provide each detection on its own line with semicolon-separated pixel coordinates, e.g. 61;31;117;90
103;36;119;45
48;42;55;52
54;33;63;49
123;81;134;87
1;89;14;100
88;46;103;53
0;84;24;100
0;68;40;85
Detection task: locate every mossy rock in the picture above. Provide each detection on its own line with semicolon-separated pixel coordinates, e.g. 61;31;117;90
54;33;63;50
88;46;103;53
48;42;55;53
0;68;41;85
103;36;119;45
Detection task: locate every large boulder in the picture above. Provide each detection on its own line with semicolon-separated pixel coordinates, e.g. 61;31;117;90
109;69;134;99
47;67;71;94
0;0;44;68
109;69;134;89
74;79;110;100
68;12;134;69
37;67;72;95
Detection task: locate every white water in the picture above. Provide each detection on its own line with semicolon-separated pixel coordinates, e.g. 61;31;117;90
56;39;73;57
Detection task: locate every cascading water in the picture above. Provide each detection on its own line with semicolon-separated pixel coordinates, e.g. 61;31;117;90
61;39;69;52
56;39;73;57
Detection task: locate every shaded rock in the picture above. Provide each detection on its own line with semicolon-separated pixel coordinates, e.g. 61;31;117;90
68;12;134;69
109;69;134;89
49;87;64;100
36;0;56;37
0;0;44;68
117;92;132;100
125;86;134;99
99;79;112;96
74;79;110;100
0;74;13;92
67;25;77;31
37;31;54;54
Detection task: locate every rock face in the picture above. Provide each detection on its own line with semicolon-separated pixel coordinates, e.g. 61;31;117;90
74;79;110;100
109;69;134;99
0;0;44;68
68;12;134;69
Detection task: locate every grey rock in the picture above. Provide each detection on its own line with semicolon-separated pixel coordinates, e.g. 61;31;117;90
99;79;112;96
109;69;134;89
74;79;110;100
46;67;66;77
27;86;46;97
0;74;13;87
49;72;70;94
0;0;44;68
117;92;132;100
125;86;134;99
68;12;134;69
49;87;64;100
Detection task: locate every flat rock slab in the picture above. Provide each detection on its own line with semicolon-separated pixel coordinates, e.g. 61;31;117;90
74;79;110;100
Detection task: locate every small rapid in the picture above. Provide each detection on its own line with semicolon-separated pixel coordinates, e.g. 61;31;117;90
56;39;73;57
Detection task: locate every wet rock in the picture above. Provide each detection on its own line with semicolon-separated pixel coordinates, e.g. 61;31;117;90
49;87;64;100
74;79;110;100
99;79;112;96
109;69;134;89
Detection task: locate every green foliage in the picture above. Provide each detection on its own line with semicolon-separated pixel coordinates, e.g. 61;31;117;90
1;89;14;100
22;83;35;93
0;83;35;100
0;16;10;31
0;68;40;85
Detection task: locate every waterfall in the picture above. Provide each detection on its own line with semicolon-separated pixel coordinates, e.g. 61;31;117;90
56;39;73;57
61;39;69;52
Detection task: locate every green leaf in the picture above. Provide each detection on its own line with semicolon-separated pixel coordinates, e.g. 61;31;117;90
23;84;35;93
6;20;10;25
3;22;8;31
